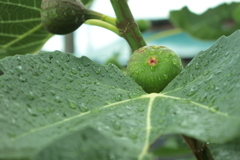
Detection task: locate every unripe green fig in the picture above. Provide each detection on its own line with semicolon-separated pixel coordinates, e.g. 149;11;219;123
126;45;183;93
41;0;86;35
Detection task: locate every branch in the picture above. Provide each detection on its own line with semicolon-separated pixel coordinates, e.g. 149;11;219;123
182;135;214;160
110;0;146;51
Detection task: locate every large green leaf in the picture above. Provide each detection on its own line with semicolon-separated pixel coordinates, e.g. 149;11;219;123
0;0;52;59
170;2;240;40
1;30;240;159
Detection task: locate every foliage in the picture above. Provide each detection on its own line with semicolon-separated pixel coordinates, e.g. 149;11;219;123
170;2;240;40
0;0;51;59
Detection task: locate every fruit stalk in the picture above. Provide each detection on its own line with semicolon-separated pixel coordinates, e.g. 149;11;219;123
84;20;120;36
110;0;147;51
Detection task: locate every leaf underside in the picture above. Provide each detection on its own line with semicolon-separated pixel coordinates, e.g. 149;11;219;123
0;0;52;59
1;30;240;159
170;2;240;40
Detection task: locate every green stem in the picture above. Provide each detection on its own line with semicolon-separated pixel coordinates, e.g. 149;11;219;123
85;9;116;26
84;19;120;36
182;135;214;160
110;0;147;51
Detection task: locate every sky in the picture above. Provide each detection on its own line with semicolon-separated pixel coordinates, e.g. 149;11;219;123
41;0;239;62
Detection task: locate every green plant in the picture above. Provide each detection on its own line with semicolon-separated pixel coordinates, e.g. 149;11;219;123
0;1;240;160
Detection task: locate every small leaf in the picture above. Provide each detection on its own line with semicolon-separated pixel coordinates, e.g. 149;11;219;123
0;0;52;59
170;2;240;40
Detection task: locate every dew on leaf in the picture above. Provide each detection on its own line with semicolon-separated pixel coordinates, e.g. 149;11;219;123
54;96;62;103
77;66;82;71
158;119;164;124
50;90;56;96
186;86;198;96
43;64;48;69
27;108;38;117
214;70;222;75
84;72;90;77
137;106;145;112
163;74;168;80
71;68;77;74
67;77;74;82
115;94;122;101
19;76;27;82
28;92;35;100
112;121;121;130
128;132;138;139
203;70;210;75
203;60;209;67
7;84;13;90
65;85;71;90
68;99;77;109
45;74;52;81
79;103;89;112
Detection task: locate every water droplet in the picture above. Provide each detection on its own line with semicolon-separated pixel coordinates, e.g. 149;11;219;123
43;64;48;69
226;73;231;77
84;72;90;77
54;96;62;103
128;132;138;139
45;74;52;81
28;92;34;100
137;106;145;112
214;70;222;75
77;65;82;71
158;119;164;124
150;77;154;82
36;64;40;69
27;108;38;116
68;99;77;109
203;60;209;67
71;68;77;74
186;86;198;96
112;121;121;130
19;76;26;82
163;74;168;79
65;85;71;90
150;66;155;72
79;103;89;112
195;63;200;70
67;77;74;82
50;90;56;96
203;70;210;75
172;59;178;65
225;51;229;57
115;94;122;101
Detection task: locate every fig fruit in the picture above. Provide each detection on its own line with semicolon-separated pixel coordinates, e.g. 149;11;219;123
41;0;87;35
126;45;183;93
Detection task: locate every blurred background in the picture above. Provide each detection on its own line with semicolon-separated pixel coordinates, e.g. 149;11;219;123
41;0;238;67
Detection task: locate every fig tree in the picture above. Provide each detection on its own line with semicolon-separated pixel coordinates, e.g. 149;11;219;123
41;0;87;35
126;45;183;93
